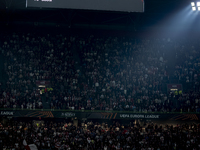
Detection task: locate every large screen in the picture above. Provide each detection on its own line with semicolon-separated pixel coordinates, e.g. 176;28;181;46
26;0;144;12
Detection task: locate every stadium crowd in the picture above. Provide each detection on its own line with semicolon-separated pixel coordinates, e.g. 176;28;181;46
1;119;200;150
0;32;200;112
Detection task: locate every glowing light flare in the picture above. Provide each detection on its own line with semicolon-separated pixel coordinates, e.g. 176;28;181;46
191;2;195;6
197;2;200;6
192;7;196;11
198;7;200;11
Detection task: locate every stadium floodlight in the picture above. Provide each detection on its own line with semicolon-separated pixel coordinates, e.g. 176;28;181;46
192;7;196;11
197;2;200;6
198;7;200;10
191;2;195;6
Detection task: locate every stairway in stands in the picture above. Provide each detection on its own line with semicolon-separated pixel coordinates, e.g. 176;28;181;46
0;52;7;89
72;44;83;74
41;93;49;109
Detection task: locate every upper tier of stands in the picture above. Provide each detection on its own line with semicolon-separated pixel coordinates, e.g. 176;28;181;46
1;32;200;112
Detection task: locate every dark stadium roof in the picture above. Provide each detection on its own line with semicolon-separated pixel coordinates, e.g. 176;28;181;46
0;0;195;32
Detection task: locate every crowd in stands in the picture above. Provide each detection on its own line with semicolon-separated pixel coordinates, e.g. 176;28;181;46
1;119;200;150
1;31;200;112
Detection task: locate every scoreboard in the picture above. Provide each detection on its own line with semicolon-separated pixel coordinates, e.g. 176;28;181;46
26;0;144;12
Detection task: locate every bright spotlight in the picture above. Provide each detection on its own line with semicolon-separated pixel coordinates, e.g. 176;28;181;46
191;2;195;6
197;2;200;6
198;7;200;10
192;7;196;11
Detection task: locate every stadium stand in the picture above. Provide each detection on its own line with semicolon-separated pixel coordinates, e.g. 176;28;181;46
1;0;200;150
1;32;200;113
1;119;200;150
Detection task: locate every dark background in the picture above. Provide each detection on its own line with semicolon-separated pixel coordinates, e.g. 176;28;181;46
0;0;193;34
